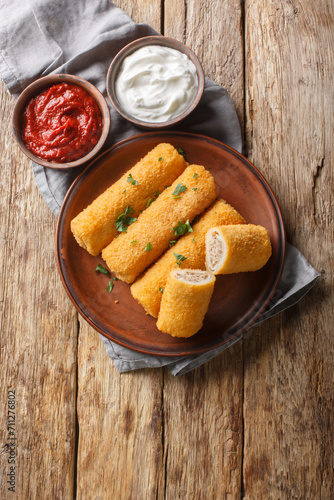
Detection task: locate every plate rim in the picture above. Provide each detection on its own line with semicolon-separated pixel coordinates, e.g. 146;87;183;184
55;131;286;356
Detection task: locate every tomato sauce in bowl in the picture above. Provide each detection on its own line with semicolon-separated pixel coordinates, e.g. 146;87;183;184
21;82;102;163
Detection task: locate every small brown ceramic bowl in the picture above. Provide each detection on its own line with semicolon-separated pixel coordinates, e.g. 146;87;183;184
12;74;110;170
106;36;205;129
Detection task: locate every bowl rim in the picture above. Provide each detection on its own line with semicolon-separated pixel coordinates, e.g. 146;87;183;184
12;73;111;170
106;35;205;129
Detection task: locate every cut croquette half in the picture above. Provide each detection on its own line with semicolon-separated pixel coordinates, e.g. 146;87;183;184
156;269;216;338
205;224;272;275
130;198;245;317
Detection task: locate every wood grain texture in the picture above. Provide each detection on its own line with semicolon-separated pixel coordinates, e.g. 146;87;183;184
163;346;243;500
76;334;165;499
163;1;245;499
75;2;166;500
0;81;78;499
165;0;245;129
1;1;333;499
243;1;333;498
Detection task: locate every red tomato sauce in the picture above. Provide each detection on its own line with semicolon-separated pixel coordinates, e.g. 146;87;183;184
21;82;102;163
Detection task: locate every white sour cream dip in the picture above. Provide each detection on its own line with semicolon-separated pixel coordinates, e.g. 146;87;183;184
115;45;198;123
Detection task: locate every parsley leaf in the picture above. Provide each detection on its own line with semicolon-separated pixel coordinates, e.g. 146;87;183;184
145;242;152;251
192;187;197;191
159;287;163;293
124;206;135;216
172;183;187;197
115;206;137;232
177;147;186;158
106;277;119;292
158;157;162;161
169;240;177;247
131;240;137;246
127;173;138;185
172;219;193;236
146;190;161;208
193;173;198;179
95;264;110;276
174;252;187;267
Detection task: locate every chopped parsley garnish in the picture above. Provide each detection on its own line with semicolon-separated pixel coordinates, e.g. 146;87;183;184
105;277;118;293
184;220;193;233
158;157;162;161
125;205;135;216
127;173;138;185
192;187;197;191
193;173;198;179
159;287;163;293
145;242;152;251
106;278;118;293
174;252;187;267
146;190;161;208
192;238;195;243
94;265;118;292
94;264;110;276
115;206;137;233
177;147;186;158
172;219;193;236
131;240;137;245
169;240;177;247
172;183;187;197
122;189;126;194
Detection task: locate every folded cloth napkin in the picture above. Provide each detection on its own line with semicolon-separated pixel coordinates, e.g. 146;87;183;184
0;0;320;375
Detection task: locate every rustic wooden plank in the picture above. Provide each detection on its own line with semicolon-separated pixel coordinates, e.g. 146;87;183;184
0;80;78;498
76;344;165;499
164;0;245;128
75;3;166;499
243;1;333;498
163;346;243;500
163;1;245;499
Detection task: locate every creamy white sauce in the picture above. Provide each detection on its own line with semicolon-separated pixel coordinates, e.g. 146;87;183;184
115;45;198;123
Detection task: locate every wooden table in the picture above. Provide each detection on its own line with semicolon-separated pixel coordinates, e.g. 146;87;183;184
0;1;333;498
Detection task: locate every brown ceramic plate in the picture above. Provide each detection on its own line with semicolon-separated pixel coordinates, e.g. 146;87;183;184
56;132;285;356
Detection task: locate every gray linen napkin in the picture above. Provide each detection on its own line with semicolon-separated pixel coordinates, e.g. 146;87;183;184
0;0;320;375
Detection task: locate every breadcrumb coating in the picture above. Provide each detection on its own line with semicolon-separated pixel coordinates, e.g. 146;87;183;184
101;165;216;283
70;143;187;255
206;224;272;274
156;269;216;338
130;199;245;317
